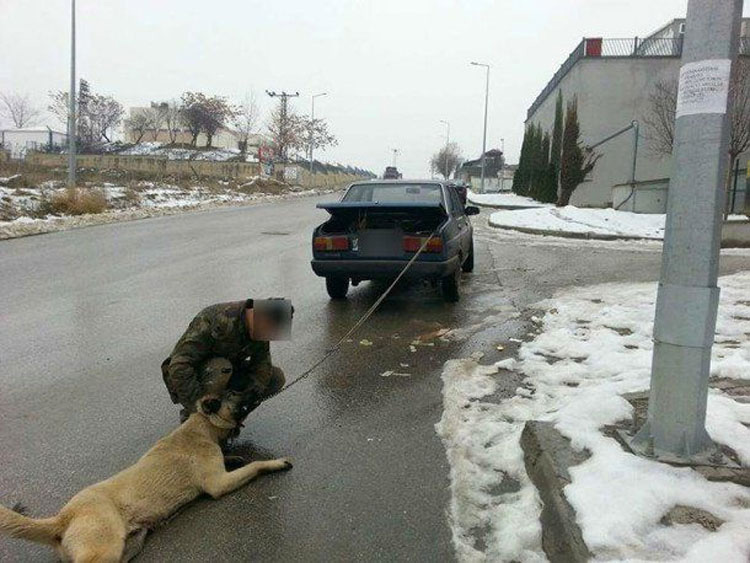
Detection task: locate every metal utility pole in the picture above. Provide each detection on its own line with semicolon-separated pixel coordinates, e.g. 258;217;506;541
309;92;327;175
266;90;299;163
440;120;450;179
67;0;76;188
471;62;490;193
632;0;743;462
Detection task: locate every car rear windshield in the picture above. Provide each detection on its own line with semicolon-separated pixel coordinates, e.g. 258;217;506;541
343;183;443;204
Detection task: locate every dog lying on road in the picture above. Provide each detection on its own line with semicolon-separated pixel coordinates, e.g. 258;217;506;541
0;392;292;562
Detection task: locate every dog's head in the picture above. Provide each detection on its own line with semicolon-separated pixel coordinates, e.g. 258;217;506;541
196;391;250;430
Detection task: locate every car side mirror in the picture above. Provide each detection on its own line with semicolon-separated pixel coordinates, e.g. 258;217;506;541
465;206;480;216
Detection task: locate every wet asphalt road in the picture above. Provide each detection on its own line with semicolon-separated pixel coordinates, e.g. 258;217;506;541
2;197;750;562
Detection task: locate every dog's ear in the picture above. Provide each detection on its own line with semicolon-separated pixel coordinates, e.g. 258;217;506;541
201;397;221;414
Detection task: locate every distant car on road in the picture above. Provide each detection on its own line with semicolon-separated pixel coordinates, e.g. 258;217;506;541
383;166;402;179
311;180;479;302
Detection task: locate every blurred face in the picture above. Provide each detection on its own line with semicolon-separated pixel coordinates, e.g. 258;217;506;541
251;310;282;341
245;300;293;341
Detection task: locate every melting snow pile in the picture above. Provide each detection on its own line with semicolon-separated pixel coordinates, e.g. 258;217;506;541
489;206;668;239
437;271;750;562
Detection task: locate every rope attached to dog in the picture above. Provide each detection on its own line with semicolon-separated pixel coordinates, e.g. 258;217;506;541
263;231;439;402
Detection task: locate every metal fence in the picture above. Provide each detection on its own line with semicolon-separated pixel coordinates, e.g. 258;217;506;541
527;36;750;120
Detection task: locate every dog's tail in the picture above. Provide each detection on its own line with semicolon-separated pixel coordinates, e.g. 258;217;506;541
0;503;61;545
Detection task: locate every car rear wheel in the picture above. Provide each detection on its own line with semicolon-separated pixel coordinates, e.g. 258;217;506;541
441;269;460;302
462;240;475;273
326;276;349;299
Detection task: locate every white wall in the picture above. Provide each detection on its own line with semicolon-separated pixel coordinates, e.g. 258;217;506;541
527;57;683;208
0;129;66;158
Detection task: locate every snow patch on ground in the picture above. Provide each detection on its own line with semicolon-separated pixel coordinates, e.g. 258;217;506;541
438;272;750;562
468;190;546;209
490;206;667;239
115;142;255;162
0;182;338;240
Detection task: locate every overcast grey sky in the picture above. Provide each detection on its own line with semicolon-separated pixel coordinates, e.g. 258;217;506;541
1;0;738;176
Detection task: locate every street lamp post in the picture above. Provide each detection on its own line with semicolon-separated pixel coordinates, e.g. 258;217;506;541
471;62;490;193
631;0;743;462
67;0;76;188
440;120;450;179
310;92;327;176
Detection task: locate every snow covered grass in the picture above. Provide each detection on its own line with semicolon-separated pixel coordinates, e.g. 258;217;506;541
0;178;338;239
489;206;668;240
437;271;750;562
114;142;255;162
468;190;546;209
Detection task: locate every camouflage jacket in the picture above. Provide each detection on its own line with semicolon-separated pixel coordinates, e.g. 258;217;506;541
164;300;273;406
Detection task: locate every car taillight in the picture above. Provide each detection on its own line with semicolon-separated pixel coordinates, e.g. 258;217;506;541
403;236;443;253
314;236;350;251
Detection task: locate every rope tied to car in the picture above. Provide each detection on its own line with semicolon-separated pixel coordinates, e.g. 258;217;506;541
262;230;439;402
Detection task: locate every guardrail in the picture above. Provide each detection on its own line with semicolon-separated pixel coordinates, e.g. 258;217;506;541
527;36;750;120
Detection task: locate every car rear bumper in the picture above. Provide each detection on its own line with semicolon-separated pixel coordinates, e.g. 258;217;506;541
311;256;460;280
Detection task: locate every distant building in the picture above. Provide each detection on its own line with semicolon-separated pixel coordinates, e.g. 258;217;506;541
0;128;67;159
456;149;506;192
525;18;750;211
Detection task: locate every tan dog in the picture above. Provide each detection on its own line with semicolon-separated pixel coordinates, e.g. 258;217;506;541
0;392;292;562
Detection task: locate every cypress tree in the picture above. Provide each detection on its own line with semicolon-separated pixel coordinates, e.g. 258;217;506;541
559;98;600;206
537;131;551;202
513;125;531;194
543;90;564;203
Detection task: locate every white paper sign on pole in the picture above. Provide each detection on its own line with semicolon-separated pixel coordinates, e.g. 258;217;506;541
675;59;732;118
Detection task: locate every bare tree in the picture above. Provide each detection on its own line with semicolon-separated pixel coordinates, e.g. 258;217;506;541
430;142;462;179
642;80;678;157
201;95;235;148
0;91;41;128
144;105;167;141
48;90;71;128
643;59;750;214
302;115;338;161
163;102;183;144
124;111;151;143
179;92;234;148
232;93;259;154
87;94;124;143
266;101;306;162
48;83;123;145
180;92;205;146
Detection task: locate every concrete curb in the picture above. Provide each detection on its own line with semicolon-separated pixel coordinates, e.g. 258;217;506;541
520;421;592;563
469;201;543;210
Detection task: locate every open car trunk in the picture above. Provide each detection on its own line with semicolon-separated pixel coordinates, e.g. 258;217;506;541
316;202;447;235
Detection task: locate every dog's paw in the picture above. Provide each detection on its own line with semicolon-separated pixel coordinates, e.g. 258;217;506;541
278;458;293;471
11;502;29;515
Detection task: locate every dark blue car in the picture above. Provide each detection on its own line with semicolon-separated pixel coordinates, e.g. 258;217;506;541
310;180;479;302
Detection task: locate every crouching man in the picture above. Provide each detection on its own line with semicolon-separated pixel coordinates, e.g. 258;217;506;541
162;298;292;424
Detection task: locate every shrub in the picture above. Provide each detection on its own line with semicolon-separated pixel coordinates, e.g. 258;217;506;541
42;187;109;216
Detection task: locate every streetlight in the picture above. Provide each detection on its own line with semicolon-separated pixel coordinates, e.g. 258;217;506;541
310;92;328;175
439;120;450;179
470;61;490;193
68;0;76;187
